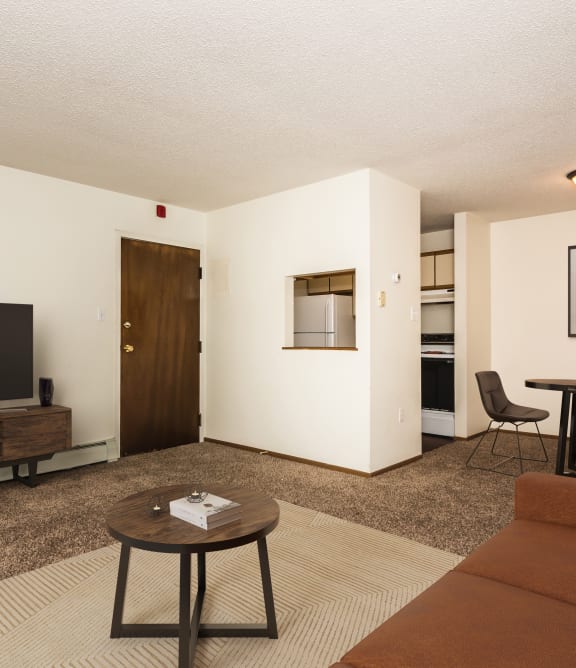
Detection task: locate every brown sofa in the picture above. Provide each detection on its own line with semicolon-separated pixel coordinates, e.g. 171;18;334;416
330;472;576;667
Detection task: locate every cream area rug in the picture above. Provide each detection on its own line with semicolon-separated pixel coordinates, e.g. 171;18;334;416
0;500;461;667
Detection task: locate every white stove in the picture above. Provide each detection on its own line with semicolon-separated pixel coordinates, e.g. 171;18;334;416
420;344;454;359
421;334;455;437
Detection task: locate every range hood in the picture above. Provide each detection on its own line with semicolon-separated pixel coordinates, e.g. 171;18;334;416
421;288;455;304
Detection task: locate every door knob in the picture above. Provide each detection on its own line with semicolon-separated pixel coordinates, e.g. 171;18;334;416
123;344;134;353
123;321;132;329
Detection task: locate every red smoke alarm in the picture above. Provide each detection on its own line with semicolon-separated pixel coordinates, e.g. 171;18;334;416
156;204;166;218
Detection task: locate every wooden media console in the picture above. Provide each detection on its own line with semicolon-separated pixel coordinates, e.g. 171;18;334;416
0;405;72;486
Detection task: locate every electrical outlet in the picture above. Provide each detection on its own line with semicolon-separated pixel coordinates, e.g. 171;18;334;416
398;408;405;423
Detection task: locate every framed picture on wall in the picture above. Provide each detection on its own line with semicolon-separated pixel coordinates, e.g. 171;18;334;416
569;246;576;336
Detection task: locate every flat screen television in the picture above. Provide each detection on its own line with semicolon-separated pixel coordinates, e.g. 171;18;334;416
0;303;33;400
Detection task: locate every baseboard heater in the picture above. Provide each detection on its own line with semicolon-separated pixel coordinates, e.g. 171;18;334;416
0;438;117;483
73;440;107;450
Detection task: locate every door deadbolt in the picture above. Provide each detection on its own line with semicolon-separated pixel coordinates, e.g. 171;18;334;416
123;321;132;329
123;344;134;353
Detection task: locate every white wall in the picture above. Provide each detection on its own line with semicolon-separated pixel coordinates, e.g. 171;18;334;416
369;170;421;470
454;212;491;438
206;170;372;471
0;166;206;450
1;164;421;475
491;209;576;433
421;229;454;253
206;169;420;473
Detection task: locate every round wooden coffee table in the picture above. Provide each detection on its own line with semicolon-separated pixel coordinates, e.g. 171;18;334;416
105;483;280;668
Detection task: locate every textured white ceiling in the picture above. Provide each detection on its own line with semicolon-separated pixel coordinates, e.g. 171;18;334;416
2;1;576;229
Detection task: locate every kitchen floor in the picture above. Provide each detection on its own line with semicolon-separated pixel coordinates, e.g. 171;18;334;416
422;433;454;453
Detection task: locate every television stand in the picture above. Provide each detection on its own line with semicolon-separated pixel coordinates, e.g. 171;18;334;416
0;405;72;487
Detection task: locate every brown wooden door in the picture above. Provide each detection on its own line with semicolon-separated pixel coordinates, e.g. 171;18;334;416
120;238;200;456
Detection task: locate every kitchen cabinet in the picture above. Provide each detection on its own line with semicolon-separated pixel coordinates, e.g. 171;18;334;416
435;252;454;287
421;250;454;289
307;276;330;294
306;272;354;295
329;273;354;293
420;255;435;288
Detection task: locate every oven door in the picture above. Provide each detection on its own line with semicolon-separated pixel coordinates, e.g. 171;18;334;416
421;358;454;411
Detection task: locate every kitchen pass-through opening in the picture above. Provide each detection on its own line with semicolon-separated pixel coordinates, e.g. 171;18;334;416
285;270;356;349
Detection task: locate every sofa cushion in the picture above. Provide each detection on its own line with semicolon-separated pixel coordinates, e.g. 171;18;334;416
455;518;576;606
335;571;576;667
515;473;576;527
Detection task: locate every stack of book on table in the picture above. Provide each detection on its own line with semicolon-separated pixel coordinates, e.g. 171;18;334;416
169;493;241;530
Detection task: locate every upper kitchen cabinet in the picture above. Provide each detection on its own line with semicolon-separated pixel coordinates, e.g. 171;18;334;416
421;254;435;288
307;276;331;294
326;272;354;293
421;250;454;289
303;271;354;295
435;252;454;287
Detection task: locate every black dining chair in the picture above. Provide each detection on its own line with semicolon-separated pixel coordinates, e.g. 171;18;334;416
467;371;549;475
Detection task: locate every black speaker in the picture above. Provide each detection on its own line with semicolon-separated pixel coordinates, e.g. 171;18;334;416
39;377;54;407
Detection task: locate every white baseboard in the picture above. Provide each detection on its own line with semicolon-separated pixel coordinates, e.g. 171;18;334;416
0;437;118;483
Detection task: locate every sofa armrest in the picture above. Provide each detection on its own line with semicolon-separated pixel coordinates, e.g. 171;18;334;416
515;472;576;527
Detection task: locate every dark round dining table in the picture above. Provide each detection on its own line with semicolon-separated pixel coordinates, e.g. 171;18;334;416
525;379;576;476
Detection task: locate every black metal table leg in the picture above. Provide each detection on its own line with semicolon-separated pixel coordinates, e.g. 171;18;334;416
178;553;192;668
110;544;131;638
556;391;571;474
568;394;576;470
197;540;278;639
257;537;278;638
197;552;206;591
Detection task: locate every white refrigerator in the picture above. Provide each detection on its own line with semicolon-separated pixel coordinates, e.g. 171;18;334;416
294;294;355;347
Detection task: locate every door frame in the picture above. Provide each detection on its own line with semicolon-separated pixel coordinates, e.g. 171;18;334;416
114;230;206;457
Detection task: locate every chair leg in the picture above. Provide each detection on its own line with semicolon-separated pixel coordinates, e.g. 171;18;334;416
466;421;493;468
534;423;549;463
490;423;503;455
508;422;548;463
467;421;516;475
515;425;524;475
467;420;549;476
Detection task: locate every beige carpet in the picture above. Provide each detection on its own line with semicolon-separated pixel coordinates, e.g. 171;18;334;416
2;436;555;581
0;500;460;668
